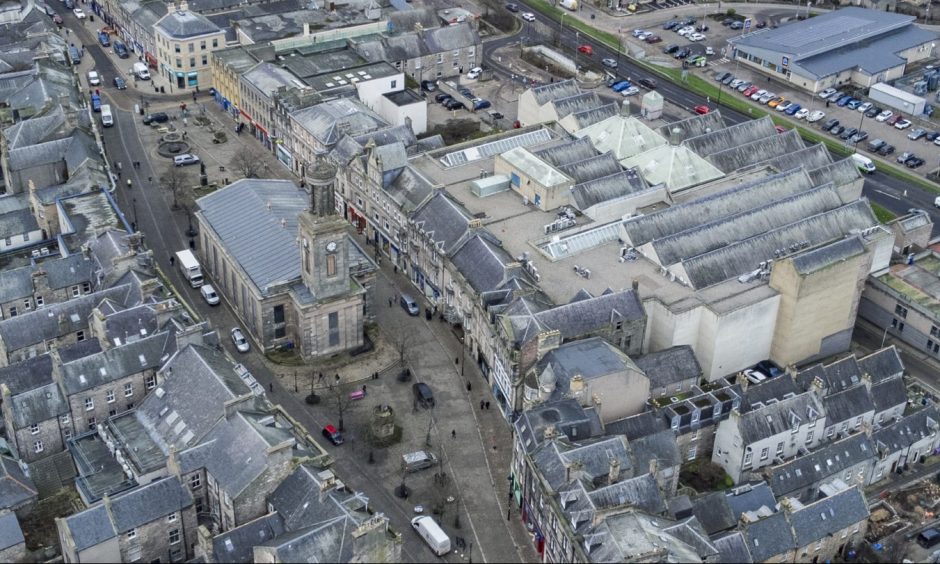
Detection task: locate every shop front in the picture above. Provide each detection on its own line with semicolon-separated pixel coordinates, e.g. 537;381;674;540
275;140;292;169
145;52;157;68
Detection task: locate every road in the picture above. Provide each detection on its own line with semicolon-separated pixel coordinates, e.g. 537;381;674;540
483;3;940;235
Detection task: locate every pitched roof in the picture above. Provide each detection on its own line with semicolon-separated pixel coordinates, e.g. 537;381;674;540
858;346;904;383
450;232;525;294
766;434;874;498
620;144;724;192
59;332;171;395
788;486;870;546
736;392;824;444
822;384;875;427
690;492;735;535
291;98;387;146
742;511;795;562
197;179;306;295
871;377;907;416
634;345;701;390
410;191;473;255
570;169;649;210
712;532;753;563
9;382;68;429
155;9;221;38
212;513;285;563
0;456;37;510
0;512;23;551
575;115;668;160
873;406;940;454
528;80;581;106
604;410;669;441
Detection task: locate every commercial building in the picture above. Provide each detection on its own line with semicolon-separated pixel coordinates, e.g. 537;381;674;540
153;5;226;91
728;7;936;92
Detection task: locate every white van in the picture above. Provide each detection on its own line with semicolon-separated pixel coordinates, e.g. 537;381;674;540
851;153;876;174
133;62;151;80
411;516;450;556
100;104;114;127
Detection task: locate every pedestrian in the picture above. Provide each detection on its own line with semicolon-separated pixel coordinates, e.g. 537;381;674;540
394;265;398;274
362;384;367;394
466;382;472;392
189;238;195;250
116;161;122;171
169;255;175;266
147;176;152;183
388;297;393;308
480;399;485;410
451;429;456;439
455;357;459;365
486;401;491;410
268;382;273;392
192;91;197;102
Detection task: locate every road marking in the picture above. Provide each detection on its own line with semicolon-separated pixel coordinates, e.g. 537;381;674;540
874;189;901;200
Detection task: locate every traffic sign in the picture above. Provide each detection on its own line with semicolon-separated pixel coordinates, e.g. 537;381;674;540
744;18;752;30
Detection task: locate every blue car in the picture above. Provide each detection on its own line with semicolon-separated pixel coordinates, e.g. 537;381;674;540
836;95;853;107
846;99;862;110
785;103;801;115
611;80;631;92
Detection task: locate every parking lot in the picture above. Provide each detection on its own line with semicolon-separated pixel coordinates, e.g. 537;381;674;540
425;72;519;130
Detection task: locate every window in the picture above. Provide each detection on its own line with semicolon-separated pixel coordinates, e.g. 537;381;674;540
125;382;135;397
35;296;44;308
108;409;116;417
28;423;40;435
189;57;196;68
87;417;96;430
176;57;182;69
23;232;28;242
805;430;814;444
895;304;908;318
273;305;285;324
855;416;863;428
145;375;157;390
760;447;769;461
212;38;218;48
274;326;286;339
33;440;43;453
76;330;85;342
3;237;9;246
687;445;697;460
326;254;337;277
63;428;72;440
202;55;207;65
83;282;91;293
106;389;115;403
61;414;70;425
71;286;81;297
7;307;15;317
931;325;940;338
174;44;180;53
167;512;177;523
127;528;137;540
84;397;94;411
743;450;752;466
188;43;194;53
23;299;31;311
328;312;339;347
437;53;444;64
390;79;397;89
190;474;201;490
776;441;784;455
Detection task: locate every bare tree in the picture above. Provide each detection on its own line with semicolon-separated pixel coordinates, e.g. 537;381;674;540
160;165;186;210
327;378;358;432
229;144;269;179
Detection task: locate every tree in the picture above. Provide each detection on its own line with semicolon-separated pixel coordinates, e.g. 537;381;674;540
229;144;269;179
161;165;186;210
327;379;357;432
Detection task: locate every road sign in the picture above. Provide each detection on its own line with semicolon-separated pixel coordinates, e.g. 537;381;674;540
744;18;752;30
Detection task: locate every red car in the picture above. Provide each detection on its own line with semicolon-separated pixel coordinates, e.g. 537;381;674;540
886;114;902;126
322;424;344;445
743;85;759;97
578;44;593;55
774;125;787;134
694;105;710;115
644;35;662;44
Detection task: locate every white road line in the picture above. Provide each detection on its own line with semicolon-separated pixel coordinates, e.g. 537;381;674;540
874;189;901;200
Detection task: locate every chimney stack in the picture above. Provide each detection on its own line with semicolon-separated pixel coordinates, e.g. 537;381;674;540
608;458;621;484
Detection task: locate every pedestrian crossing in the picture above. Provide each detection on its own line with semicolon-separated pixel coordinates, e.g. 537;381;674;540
715;57;730;64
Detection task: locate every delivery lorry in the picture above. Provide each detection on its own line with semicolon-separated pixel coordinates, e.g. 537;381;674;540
175;249;204;288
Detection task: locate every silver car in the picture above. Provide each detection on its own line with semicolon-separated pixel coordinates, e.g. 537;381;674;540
173;153;200;167
231;328;250;353
602;58;618;69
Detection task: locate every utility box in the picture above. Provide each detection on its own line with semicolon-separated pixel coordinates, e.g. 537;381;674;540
869;82;925;116
641;90;664;120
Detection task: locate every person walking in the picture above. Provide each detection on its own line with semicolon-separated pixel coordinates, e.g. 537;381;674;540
480;399;485;410
485;401;491;410
451;429;456;439
169;255;175;266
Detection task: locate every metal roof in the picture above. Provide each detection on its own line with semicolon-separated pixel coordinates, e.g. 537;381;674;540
795;26;936;78
731;8;917;61
197;179;306;294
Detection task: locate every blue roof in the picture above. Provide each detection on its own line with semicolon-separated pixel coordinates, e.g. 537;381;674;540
796;25;937;78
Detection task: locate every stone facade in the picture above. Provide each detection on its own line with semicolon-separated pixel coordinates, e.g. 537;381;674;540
64;371;156;434
2;407;66;464
112;502;198;563
0;270;93;321
0;539;25;563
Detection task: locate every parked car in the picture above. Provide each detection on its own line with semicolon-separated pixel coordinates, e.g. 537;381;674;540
750;89;767;101
689;32;706;41
674;48;691;59
785;103;801;116
767;97;785;108
200;284;220;305
875;110;893;122
611;80;631;91
420;80;436;91
113;76;127;89
897;151;915;164
849;131;868;144
736;82;751;92
908;128;928;140
857;102;872;113
663;20;680;30
472;99;491;110
907;157;925;168
173;153;200;166
521;12;536;22
87;70;100;86
795;108;810;119
705;46;715;55
721;74;735;85
877;144;895;156
729;21;744;29
413;382;435;409
822;118;840;131
835;95;853;107
602;57;618;68
759;92;776;104
886;114;902;126
505;2;519;11
645;34;662;44
867;138;887;152
621;86;640;96
743;85;759;97
818;87;838;99
73;7;85;18
577;44;593;55
846;99;863;110
714;71;729;82
926;131;940;142
322;424;344;445
113;41;129;58
894;118;912;129
839;127;858;140
777;101;795;112
663;44;680;54
142;112;169;125
865;106;882;118
830;125;845;136
230;327;250;353
807;110;826;122
466;67;483;80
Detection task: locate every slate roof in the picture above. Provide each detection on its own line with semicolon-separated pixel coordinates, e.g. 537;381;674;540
0;512;23;551
0;284;133;351
563;102;619;131
634;345;701;390
725;481;777;519
155;9;221;38
788;486;869;546
765;143;832;173
450;232;525;294
872;406;940;455
604;410;669;441
59;332;172;395
1;105;67;150
712;532;753;563
291;98;387;146
743;375;801;409
411;191;473;255
822;384;875;427
532;436;633;491
741;511;795;562
737;392;824;444
0;208;38;240
514;399;601;453
9;382;68;428
808;158;862;194
528;80;581;106
197;179;306;295
871;377;907;417
382;164;435;212
706;130;808;173
269;464;371;532
630;430;682;471
858;346;904;383
536;337;640;385
586;473;666;515
766;433;874;498
570;169;648;210
213;513;285;563
681;116;777;158
0;455;37;510
557;153;622;185
690;492;736;535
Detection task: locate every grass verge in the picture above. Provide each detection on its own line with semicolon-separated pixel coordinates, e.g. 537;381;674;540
870;202;898;224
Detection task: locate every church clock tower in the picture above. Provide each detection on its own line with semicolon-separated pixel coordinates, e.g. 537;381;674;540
298;163;350;301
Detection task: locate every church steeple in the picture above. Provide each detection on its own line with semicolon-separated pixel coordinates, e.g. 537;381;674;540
298;163;349;301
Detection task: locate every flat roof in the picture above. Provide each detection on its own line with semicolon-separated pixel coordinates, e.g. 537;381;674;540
731;7;917;61
303;61;398;91
500;147;571;187
876;253;940;317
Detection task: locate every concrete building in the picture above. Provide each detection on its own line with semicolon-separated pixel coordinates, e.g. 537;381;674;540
196;178;376;358
153;5;225;91
376;90;427;135
728;7;936;92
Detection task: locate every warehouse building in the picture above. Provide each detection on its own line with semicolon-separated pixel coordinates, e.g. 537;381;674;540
728;7;936;92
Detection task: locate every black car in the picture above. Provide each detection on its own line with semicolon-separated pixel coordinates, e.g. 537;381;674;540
413;382;435;409
663;20;679;30
822;118;839;131
112;76;127;90
830;125;845;136
877;144;895;156
505;2;519;11
638;78;657;89
444;99;466;110
839;127;858;140
926;131;940;142
907;157;925;168
864;106;882;118
420;80;436;92
715;71;731;82
663;44;679;54
674;48;690;59
458;87;472;97
434;92;451;103
142;112;169;125
696;24;709;32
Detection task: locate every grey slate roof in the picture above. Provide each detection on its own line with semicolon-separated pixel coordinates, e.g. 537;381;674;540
64;504;112;552
9;382;67;429
822;384;875;427
514;399;601;453
743;375;801;408
0;512;23;551
724;482;777;519
564;102;619;130
536;337;639;385
872;406;940;455
570;169;648;210
858;346;904;383
737;392;824;444
634;345;701;390
0;455;37;510
59;332;171;395
1;105;67;150
630;429;682;471
411;191;473;255
532;436;633;491
197;179;306;295
212;513;285;563
155;9;221;38
712;532;753;563
526;289;644;344
383;164;435;213
586;473;666;515
742;511;795;562
450;232;524;294
269;464;370;532
690;492;736;534
604;410;669;441
871;377;907;416
0;208;38;240
809;158;862;194
291;98;387;146
788;486;869;546
766;433;874;498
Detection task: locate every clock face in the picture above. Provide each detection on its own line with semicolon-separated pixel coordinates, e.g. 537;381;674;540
326;241;337;253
